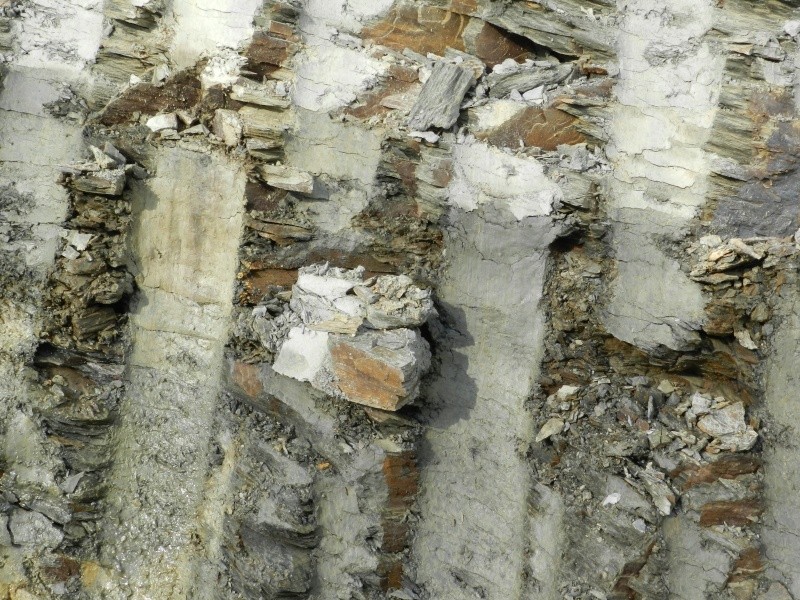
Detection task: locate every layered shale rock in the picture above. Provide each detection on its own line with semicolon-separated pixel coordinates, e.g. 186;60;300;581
4;0;800;599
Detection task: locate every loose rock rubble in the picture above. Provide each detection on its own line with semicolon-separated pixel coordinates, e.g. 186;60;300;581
265;264;433;411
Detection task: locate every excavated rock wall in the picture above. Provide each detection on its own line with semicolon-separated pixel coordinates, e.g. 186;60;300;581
2;1;800;599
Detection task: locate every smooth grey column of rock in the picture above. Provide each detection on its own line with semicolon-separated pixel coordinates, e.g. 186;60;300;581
101;146;245;599
414;206;558;600
603;0;724;353
762;295;800;597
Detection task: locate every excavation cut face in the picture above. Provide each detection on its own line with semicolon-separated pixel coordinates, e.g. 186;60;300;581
271;264;433;410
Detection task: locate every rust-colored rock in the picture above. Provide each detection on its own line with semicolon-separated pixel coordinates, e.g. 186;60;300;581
100;72;201;125
364;3;532;67
670;455;761;491
728;546;764;582
244;31;294;79
232;361;264;398
699;498;763;527
330;342;408;411
364;5;469;57
238;267;298;304
474;107;584;151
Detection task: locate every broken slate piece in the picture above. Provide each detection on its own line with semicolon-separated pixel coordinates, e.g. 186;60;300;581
407;61;473;131
212;109;242;147
9;509;63;548
536;417;564;442
273;327;330;383
486;62;573;99
258;164;314;194
70;169;126;196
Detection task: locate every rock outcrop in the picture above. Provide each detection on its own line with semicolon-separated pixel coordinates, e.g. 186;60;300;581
3;0;800;599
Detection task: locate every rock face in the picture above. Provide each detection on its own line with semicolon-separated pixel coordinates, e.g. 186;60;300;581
3;0;800;599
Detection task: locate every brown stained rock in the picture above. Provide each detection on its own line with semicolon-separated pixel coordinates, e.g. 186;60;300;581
245;181;288;213
670;455;761;491
699;498;763;527
364;3;532;67
70;170;126;196
466;21;533;67
330;342;408;410
232;361;264;398
364;4;470;57
383;451;418;513
99;72;201;125
245;30;294;79
344;64;419;120
238;268;298;304
244;216;313;246
71;306;117;340
378;558;404;592
474;107;584;151
728;546;764;582
381;451;418;554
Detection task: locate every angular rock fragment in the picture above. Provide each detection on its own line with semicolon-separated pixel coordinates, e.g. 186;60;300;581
407;61;473;130
486;62;573;98
290;265;366;334
213;109;243;147
271;264;434;410
246;137;283;160
145;112;178;132
536;417;564;442
272;327;329;383
231;79;291;109
697;401;758;452
245;216;313;246
70;169;126;196
364;275;434;329
329;328;430;411
258;164;314;194
239;106;286;140
9;509;64;548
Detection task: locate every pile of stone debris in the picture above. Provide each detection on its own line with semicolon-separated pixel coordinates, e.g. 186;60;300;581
240;263;434;411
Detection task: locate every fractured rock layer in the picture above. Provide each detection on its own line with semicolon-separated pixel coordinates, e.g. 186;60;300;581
2;0;800;599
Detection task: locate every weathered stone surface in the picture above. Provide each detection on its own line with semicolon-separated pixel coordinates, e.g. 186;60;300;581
330;328;430;411
212;109;242;146
486;61;573;98
407;61;473;131
258;164;314;194
699;499;763;527
697;402;758;452
70;169;126;196
9;509;64;548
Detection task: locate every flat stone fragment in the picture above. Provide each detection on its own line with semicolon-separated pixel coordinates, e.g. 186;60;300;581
9;509;64;548
258;164;314;194
407;61;473;130
329;328;430;411
364;274;434;329
486;62;573;98
697;402;758;452
230;79;291;108
536;418;564;442
145;112;178;132
290;265;366;334
70;168;126;196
